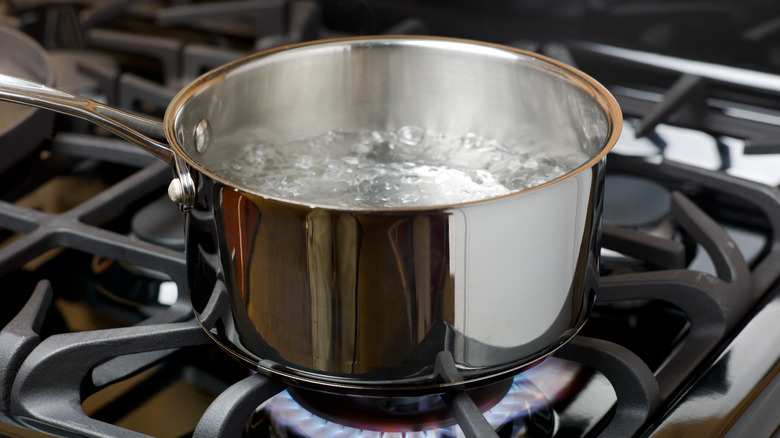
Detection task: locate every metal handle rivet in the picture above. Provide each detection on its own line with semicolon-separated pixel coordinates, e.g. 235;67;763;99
168;178;184;204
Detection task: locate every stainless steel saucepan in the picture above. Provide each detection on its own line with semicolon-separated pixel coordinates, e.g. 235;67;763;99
0;36;622;395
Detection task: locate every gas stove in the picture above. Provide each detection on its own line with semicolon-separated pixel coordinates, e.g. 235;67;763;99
2;1;780;437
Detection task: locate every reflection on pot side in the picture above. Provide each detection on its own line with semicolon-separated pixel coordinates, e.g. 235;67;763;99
190;159;602;393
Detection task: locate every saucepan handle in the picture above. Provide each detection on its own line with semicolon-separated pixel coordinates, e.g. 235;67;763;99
0;73;195;212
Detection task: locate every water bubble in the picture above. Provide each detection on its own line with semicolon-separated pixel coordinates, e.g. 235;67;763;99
296;155;315;170
480;138;500;150
521;158;539;170
550;165;568;178
371;130;394;144
526;174;550;188
356;179;372;195
384;181;400;192
351;140;373;154
402;174;421;184
471;169;492;185
397;126;425;146
488;151;505;162
461;132;478;148
400;193;421;204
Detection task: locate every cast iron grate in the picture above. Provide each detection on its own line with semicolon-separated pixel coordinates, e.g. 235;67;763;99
1;130;778;437
3;3;780;437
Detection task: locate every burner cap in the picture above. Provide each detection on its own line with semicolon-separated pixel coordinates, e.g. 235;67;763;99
131;196;184;251
603;174;670;228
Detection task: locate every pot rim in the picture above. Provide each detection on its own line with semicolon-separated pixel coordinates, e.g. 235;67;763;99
164;35;623;212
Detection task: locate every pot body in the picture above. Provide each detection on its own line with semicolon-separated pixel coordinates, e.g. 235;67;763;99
167;37;621;393
188;160;604;393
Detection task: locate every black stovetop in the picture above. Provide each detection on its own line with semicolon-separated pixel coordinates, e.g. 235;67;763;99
2;1;780;437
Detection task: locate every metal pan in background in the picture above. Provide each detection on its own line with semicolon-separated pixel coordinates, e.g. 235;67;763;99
0;25;55;174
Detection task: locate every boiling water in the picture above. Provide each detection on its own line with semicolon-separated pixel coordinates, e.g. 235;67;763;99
199;126;590;207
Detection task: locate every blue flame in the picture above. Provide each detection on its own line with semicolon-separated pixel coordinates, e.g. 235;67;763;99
260;357;582;438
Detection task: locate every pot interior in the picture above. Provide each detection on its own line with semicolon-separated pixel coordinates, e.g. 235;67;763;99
169;37;617;205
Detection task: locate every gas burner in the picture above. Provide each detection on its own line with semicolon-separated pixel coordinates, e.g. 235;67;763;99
260;375;557;437
286;379;514;432
130;194;184;251
90;195;182;317
601;173;675;271
603;174;671;229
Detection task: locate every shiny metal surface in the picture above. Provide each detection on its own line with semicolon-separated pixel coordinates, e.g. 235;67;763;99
176;37;622;393
0;73;173;164
0;36;622;393
168;37;619;198
189;164;604;393
0;74;196;212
